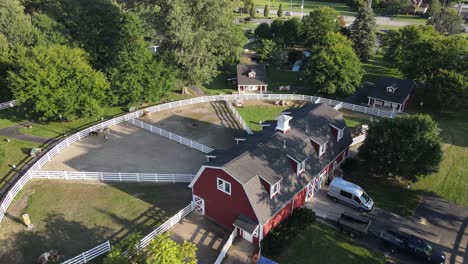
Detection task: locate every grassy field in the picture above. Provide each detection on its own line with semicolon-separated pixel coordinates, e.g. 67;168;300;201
362;55;402;84
0;136;40;190
269;222;385;264
340;109;373;128
236;105;291;131
0;181;191;263
390;15;427;24
412;110;468;206
254;0;357;16
267;68;308;92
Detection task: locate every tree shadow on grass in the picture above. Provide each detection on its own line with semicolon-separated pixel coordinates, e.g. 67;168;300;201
0;213;112;264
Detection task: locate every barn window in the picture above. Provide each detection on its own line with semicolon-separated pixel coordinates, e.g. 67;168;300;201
319;142;327;157
337;129;344;142
297;160;306;175
270;181;281;198
217;178;231;195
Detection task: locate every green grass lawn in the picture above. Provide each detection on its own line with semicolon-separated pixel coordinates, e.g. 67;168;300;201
269;222;385;264
0;181;191;263
254;0;357;16
236;104;294;131
412;110;468;206
0;136;40;190
390;15;427;24
201;71;237;95
0;108;28;129
267;68;308;91
340;109;373;128
362;55;402;84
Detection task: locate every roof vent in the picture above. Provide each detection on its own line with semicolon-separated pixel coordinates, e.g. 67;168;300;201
276;114;293;134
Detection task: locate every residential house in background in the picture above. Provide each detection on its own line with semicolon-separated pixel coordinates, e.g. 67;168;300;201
237;64;268;94
367;77;416;112
189;103;352;245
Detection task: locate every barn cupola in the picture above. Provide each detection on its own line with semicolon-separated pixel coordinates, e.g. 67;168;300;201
248;68;256;78
275;114;293;134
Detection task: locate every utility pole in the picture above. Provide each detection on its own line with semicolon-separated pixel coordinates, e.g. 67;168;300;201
301;0;304;18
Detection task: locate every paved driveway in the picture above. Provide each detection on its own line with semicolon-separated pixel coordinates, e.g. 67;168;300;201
308;189;468;264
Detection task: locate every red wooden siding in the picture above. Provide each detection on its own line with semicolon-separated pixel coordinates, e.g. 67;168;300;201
193;168;258;230
293;188;307;209
329;125;338;138
310;140;320;153
263;200;293;237
289;158;298;172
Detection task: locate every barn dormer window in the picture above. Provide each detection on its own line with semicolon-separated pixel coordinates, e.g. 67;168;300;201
329;123;344;142
248;69;256;78
297;159;306;175
319;142;327;157
337;129;344;141
217;178;231;195
386;84;398;93
270;180;281;198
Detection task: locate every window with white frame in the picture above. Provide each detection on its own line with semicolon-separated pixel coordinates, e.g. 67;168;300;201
217;178;231;195
270;181;281;198
319;142;327;157
337;129;344;141
297;160;306;175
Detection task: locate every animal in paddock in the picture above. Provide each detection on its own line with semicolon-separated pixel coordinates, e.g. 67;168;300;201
37;249;63;264
89;131;99;136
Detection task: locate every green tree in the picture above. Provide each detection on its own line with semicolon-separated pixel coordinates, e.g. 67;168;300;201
148;0;246;85
383;25;468;81
430;8;463;35
427;0;441;17
255;23;271;38
277;3;283;17
421;69;468;112
264;4;269;18
382;0;411;14
270;20;284;39
31;13;71;45
280;18;301;46
305;32;363;99
0;0;39;48
108;13;175;105
350;1;376;61
359;114;443;180
257;39;280;63
104;234;146;264
147;233;197;264
8;45;111;121
249;2;256;18
301;7;339;46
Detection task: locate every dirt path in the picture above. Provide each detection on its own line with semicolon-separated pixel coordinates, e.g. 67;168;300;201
0;124;52;144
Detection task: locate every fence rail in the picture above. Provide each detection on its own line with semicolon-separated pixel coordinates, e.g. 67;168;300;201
0;93;397;224
60;203;194;263
34;171;195;183
214;229;237;264
0;100;16;110
224;100;253;134
127;119;214;154
351;134;366;146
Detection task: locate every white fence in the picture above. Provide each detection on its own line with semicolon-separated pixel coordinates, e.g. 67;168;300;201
213;229;237;264
351;134;366;146
224;100;254;134
0;100;16;110
0;93;397;225
61;203;194;264
62;241;110;264
127;119;214;154
34;171;195;183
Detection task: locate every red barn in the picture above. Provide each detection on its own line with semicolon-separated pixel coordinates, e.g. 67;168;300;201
189;103;352;246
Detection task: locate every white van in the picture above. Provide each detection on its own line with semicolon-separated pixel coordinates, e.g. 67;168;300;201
327;177;374;212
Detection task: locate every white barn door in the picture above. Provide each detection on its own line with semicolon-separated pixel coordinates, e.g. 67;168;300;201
193;195;205;215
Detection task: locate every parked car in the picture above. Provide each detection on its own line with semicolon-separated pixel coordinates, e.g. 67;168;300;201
285;11;291;16
380;230;446;264
327;177;374;212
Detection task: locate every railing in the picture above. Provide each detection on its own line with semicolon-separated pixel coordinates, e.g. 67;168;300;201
351;134;366;146
224;100;254;134
0;93;397;224
61;241;110;264
34;171;195;183
60;203;194;263
0;100;16;110
213;229;237;264
127;119;214;154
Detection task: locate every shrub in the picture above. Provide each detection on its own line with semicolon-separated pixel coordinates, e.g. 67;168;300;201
340;157;360;173
261;208;316;256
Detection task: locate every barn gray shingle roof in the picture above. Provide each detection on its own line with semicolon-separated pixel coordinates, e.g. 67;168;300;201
368;77;415;104
237;64;268;86
206;103;352;224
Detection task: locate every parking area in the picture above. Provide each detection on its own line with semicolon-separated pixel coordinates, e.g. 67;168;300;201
43;124;206;174
142;101;243;149
169;213;230;263
306;188;359;222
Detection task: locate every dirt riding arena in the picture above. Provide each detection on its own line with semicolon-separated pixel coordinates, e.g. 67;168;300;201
141;101;243;150
43;124;206;174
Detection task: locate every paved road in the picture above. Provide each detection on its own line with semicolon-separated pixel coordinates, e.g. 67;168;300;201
256;8;422;27
0;123;52;144
308;189;468;264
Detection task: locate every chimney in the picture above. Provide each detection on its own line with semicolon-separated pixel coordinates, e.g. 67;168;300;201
276;114;293;134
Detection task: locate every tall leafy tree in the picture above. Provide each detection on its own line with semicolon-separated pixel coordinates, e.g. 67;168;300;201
359;114;443;180
301;7;339;46
264;4;269;18
147;0;246;85
257;39;280;63
383;25;468;81
0;0;39;48
350;1;376;61
255;23;271;38
108;13;176;105
277;3;283;17
280;18;302;46
381;0;411;14
249;2;256;18
305;32;363;99
421;69;468;112
8;45;111;121
31;13;71;45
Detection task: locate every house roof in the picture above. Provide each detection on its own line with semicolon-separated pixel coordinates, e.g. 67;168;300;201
237;64;268;86
204;103;353;224
368;77;416;104
233;214;259;234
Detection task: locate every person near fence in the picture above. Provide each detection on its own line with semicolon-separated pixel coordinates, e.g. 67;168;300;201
104;135;108;142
